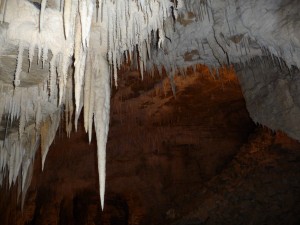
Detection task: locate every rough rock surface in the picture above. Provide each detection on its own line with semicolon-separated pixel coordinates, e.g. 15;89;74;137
236;57;300;141
172;128;300;225
2;67;300;225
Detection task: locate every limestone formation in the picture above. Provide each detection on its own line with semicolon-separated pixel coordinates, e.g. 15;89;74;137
0;0;299;210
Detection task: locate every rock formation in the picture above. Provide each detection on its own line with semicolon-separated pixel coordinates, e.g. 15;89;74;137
0;0;299;221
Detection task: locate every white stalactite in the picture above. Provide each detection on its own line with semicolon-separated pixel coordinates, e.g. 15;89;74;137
94;54;111;210
63;0;71;39
28;43;35;71
74;15;83;113
40;0;47;32
87;60;94;143
15;41;24;87
1;0;177;210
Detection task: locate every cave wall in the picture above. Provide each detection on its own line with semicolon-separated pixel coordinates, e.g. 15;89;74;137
236;57;300;141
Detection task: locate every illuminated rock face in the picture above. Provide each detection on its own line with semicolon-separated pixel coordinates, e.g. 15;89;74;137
0;0;299;215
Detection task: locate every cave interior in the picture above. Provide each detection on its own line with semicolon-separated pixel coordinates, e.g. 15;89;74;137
0;0;300;224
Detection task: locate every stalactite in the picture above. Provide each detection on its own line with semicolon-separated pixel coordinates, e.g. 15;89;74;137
49;53;57;100
74;88;83;131
19;90;25;139
40;0;47;32
42;46;48;68
74;14;85;114
65;75;73;137
84;53;92;134
15;41;24;87
93;54;111;210
37;44;42;65
63;0;71;39
87;63;94;143
1;0;178;211
35;100;42;128
41;111;61;170
79;0;88;48
28;43;35;72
